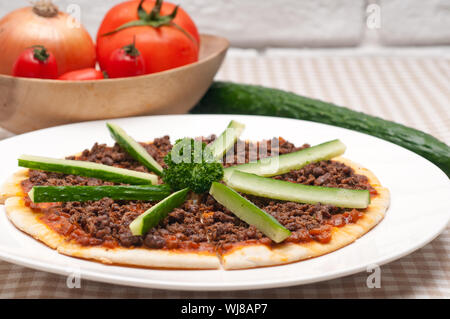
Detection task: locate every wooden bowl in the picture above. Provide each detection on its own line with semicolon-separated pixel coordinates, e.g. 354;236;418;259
0;34;229;134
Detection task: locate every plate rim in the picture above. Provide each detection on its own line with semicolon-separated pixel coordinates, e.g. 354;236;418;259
0;221;446;291
0;114;448;291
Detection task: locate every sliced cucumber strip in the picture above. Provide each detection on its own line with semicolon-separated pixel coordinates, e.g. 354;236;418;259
209;182;291;243
18;155;158;185
206;120;245;160
226;170;370;209
223;139;346;180
107;122;163;176
129;188;189;236
28;185;172;203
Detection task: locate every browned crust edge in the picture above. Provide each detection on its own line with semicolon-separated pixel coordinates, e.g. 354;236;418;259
220;157;390;269
1;157;389;270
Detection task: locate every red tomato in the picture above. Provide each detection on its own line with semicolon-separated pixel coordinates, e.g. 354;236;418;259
58;68;105;81
12;45;58;79
106;41;146;78
97;0;200;74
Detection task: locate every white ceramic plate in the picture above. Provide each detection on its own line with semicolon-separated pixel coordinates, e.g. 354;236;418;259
0;115;448;291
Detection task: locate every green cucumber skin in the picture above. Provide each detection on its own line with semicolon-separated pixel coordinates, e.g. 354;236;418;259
223;139;346;179
226;170;370;209
209;182;291;243
207;120;246;160
107;123;163;176
18;155;158;185
29;185;172;203
192;82;450;177
129;188;189;236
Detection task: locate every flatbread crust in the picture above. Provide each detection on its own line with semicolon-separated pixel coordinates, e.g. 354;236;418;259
220;157;390;269
0;169;28;204
4;197;221;269
1;167;220;269
0;157;389;270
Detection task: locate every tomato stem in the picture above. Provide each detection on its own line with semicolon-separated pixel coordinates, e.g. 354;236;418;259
101;0;197;47
123;36;141;58
149;0;163;20
31;45;50;63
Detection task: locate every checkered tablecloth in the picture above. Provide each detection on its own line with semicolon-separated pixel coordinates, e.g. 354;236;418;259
0;50;449;298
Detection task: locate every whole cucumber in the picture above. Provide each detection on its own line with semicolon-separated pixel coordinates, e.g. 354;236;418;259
192;82;450;177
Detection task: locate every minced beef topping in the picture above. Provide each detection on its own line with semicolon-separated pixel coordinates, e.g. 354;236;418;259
273;160;375;193
20;136;375;252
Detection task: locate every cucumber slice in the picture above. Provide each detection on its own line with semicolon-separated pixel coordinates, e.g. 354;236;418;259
206;120;245;160
226;170;370;209
209;182;291;243
129;188;189;236
28;185;172;203
18;155;158;185
223;139;346;180
193;81;450;177
107;123;163;176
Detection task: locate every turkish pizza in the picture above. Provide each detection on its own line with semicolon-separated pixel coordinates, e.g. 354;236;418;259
0;121;389;270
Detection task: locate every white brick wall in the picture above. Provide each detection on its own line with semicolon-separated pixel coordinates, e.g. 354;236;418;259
379;0;450;46
178;0;365;47
0;0;449;47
